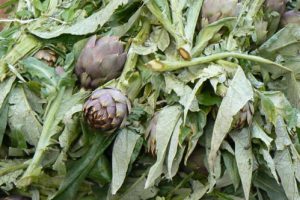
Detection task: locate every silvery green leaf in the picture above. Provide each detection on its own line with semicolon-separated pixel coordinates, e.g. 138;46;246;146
252;122;273;150
0;169;23;191
0;76;15;108
192;17;236;56
145;105;182;188
165;74;199;112
222;152;240;190
112;129;141;194
131;42;158;55
230;128;253;200
274;116;292;150
209;67;253;171
184;0;204;45
150;27;170;51
260;148;279;183
184;110;207;164
274;148;300;200
8;85;42;146
29;0;128;38
290;146;300;183
167;118;182;179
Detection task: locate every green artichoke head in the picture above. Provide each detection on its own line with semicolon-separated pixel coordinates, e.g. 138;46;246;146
75;35;127;89
281;10;300;26
83;88;131;133
201;0;238;25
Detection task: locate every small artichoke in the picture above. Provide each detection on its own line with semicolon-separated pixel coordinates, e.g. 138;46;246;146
281;10;300;26
34;49;57;66
201;0;238;25
145;114;159;156
75;35;127;89
83;88;131;132
232;101;254;129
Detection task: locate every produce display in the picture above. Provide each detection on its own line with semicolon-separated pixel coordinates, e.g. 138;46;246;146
0;0;300;199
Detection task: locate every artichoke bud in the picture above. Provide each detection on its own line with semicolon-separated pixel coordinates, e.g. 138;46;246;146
281;10;300;26
232;101;254;129
145;114;159;156
34;49;57;66
75;35;127;90
201;0;238;25
265;0;286;15
83;88;131;133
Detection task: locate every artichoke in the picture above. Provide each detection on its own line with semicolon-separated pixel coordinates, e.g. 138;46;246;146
83;88;131;132
265;0;286;15
201;0;238;25
34;49;57;66
145;114;158;156
75;35;127;89
232;101;254;129
281;10;300;26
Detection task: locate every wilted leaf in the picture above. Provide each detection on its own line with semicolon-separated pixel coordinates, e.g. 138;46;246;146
29;0;128;38
167;118;182;179
8;85;42;146
112;129;141;194
230;128;253;200
209;67;253;171
274;148;300;200
145;105;182;188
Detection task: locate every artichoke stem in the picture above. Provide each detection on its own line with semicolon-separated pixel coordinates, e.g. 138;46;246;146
147;52;290;72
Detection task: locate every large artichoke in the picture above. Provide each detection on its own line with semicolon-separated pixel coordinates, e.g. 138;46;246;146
83;88;131;132
75;35;127;89
201;0;238;25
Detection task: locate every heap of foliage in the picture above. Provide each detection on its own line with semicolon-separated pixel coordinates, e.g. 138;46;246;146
0;0;300;199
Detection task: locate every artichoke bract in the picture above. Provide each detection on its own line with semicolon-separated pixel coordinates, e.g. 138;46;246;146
83;88;131;132
75;35;127;89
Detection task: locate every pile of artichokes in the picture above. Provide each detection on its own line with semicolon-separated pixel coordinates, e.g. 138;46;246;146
76;35;130;133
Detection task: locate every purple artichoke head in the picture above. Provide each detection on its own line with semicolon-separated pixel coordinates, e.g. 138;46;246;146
202;0;238;24
75;35;127;89
281;10;300;26
83;88;131;133
265;0;286;15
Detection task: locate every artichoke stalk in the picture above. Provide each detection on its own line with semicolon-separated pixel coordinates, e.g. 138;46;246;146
75;35;127;90
83;88;131;133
